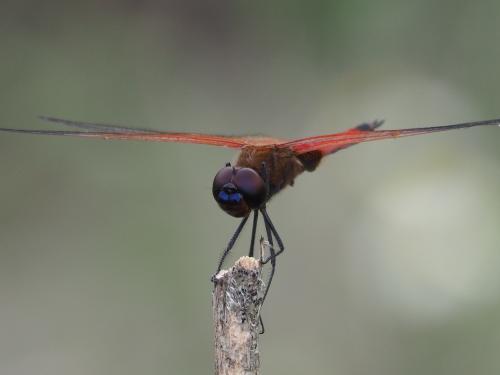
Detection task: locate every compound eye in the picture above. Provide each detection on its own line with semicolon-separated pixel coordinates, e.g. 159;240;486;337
233;168;267;208
212;166;233;194
212;166;250;217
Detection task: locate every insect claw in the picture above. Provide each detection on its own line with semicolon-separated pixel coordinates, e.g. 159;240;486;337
211;270;228;283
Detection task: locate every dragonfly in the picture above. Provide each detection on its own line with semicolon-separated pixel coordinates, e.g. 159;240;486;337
1;116;499;332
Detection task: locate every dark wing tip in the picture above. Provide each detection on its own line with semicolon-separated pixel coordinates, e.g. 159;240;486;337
355;119;385;131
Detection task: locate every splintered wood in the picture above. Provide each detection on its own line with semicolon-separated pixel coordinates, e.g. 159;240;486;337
213;257;264;375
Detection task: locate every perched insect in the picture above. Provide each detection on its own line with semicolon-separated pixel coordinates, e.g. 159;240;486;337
1;116;499;332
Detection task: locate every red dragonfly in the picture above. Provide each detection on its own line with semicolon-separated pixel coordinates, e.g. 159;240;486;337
1;116;499;331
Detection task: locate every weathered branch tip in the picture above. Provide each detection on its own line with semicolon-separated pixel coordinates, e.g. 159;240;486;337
213;256;265;375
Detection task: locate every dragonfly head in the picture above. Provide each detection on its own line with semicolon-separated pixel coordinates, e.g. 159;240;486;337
212;165;267;217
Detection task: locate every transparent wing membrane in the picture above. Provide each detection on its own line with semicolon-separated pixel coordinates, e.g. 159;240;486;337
285;118;500;155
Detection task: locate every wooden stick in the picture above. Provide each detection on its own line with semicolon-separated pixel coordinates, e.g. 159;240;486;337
213;256;264;375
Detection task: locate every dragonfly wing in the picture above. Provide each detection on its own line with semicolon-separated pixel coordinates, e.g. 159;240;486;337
0;117;286;149
38;116;161;133
285;118;500;155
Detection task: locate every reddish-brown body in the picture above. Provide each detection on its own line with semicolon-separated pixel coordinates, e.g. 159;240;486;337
235;145;321;198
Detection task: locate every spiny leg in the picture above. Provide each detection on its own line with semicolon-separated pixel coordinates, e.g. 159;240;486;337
211;214;249;281
262;215;277;303
256;161;283;333
258;213;277;334
260;207;285;264
248;209;259;258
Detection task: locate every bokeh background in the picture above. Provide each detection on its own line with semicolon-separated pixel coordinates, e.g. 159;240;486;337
1;1;500;374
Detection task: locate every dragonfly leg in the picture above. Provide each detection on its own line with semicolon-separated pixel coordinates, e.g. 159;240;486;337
260;207;285;264
256;162;284;333
211;214;250;282
248;209;259;257
257;215;277;334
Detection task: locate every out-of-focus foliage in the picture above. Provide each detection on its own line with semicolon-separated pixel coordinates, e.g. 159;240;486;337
0;1;499;374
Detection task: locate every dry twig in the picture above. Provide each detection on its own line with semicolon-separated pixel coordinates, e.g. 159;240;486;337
213;256;264;375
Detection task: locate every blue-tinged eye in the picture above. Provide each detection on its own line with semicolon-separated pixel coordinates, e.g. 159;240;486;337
212;166;251;217
218;190;229;201
218;191;241;203
229;193;241;202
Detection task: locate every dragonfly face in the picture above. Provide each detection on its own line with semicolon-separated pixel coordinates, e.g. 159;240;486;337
212;165;268;217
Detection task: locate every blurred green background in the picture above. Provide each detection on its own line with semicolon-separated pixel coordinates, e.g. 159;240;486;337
1;1;500;374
